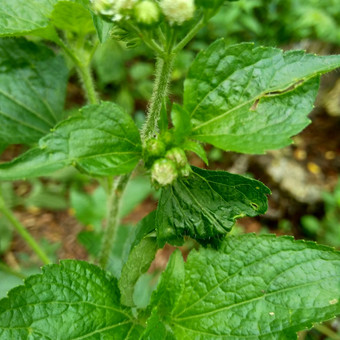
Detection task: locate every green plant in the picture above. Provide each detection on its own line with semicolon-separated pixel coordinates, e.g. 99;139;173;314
302;179;340;248
0;0;340;339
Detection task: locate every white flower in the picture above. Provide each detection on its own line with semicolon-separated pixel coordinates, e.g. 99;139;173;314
160;0;195;25
151;158;178;186
116;0;137;11
91;0;115;16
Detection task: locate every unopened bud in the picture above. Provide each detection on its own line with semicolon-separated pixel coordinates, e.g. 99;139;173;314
179;163;192;177
91;0;115;16
145;138;166;158
151;158;178;186
160;0;195;25
165;147;187;168
135;0;160;25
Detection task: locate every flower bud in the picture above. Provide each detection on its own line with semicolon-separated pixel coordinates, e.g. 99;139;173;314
134;0;160;25
145;138;166;158
179;163;192;177
91;0;115;16
165;147;187;168
160;0;195;25
151;158;178;186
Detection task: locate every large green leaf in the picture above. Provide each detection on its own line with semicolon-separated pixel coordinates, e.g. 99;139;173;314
0;260;142;339
51;0;95;35
184;40;340;154
0;102;142;180
0;38;68;145
147;234;340;339
156;166;270;246
0;0;57;37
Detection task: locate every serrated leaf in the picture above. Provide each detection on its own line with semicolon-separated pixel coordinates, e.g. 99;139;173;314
51;1;95;35
0;102;142;180
147;234;340;339
119;238;158;307
0;0;57;37
184;40;340;154
0;260;143;339
156;166;270;246
0;38;68;145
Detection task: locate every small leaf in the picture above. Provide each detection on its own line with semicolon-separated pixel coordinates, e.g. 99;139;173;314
156;166;270;246
184;40;340;154
0;38;68;145
0;260;142;339
92;15;113;42
147;234;340;339
182;140;208;165
0;102;142;180
51;1;95;35
0;0;57;37
119;238;158;307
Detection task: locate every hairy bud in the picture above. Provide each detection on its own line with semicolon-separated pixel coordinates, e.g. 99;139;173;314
160;0;195;25
151;158;178;186
134;0;160;25
165;147;187;168
91;0;115;16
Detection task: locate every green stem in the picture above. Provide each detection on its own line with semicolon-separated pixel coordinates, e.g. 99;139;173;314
173;16;205;54
314;324;340;340
76;63;99;105
0;196;50;265
141;54;175;142
98;174;130;269
0;262;26;280
56;36;99;105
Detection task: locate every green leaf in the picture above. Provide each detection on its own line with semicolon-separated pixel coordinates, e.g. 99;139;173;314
0;260;143;339
147;234;340;339
184;40;340;154
51;1;95;35
0;0;57;37
156;166;270;246
0;38;68;145
0;102;142;180
119;238;158;307
182;140;208;165
92;15;113;43
171;104;191;143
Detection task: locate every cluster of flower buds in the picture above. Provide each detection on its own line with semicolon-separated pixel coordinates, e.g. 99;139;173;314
144;138;191;187
91;0;195;25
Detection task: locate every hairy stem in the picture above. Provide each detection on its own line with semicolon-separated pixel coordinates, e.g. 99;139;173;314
141;54;175;142
98;174;130;269
56;36;99;105
0;262;26;280
77;63;99;105
0;195;50;265
314;324;340;340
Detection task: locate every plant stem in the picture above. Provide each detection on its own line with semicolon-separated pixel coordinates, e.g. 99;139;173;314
0;197;50;265
98;174;130;269
141;54;175;142
56;36;99;105
0;262;26;280
314;324;340;340
77;63;99;105
173;16;205;54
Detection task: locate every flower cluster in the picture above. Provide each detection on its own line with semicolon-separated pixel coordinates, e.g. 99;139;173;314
91;0;195;25
144;138;191;186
